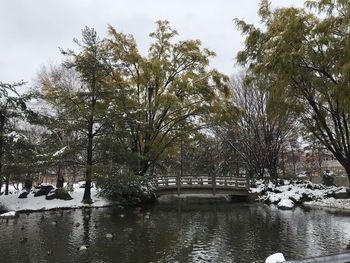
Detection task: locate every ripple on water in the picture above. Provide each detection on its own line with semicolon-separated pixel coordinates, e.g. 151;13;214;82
1;204;350;263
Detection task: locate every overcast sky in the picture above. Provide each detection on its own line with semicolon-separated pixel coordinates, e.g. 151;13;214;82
1;0;304;87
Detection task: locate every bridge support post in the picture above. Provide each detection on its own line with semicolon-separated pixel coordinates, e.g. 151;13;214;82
246;175;250;190
177;173;180;196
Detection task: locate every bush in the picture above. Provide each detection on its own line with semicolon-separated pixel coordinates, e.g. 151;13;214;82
322;170;335;186
97;173;156;205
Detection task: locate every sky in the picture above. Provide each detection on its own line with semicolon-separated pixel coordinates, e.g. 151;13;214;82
1;0;304;88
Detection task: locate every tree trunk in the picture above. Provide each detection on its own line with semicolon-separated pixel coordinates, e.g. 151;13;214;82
4;176;9;195
291;147;296;177
82;124;93;204
56;163;64;188
281;146;286;178
138;158;150;176
0;114;5;195
24;172;32;190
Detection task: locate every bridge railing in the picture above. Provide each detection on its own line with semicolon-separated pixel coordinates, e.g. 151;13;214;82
155;175;249;195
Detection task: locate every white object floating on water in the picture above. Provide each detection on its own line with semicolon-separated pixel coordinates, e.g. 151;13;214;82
0;211;17;218
265;253;286;263
106;233;113;239
78;245;88;251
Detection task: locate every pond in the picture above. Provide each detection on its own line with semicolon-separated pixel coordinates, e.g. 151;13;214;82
1;202;350;263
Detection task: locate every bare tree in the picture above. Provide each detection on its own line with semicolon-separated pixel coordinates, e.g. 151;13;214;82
221;73;294;181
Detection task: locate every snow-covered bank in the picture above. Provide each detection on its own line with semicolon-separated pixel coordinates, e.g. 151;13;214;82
304;198;350;210
0;183;113;213
251;179;350;210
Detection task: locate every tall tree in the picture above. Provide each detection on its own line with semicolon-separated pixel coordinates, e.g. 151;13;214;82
104;20;232;175
36;65;81;188
42;28;114;203
219;74;293;180
236;0;350;178
0;81;27;194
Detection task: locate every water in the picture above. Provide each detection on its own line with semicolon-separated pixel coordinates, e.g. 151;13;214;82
1;203;350;263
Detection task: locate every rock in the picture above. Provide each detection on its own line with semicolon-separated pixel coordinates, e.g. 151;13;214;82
45;189;56;200
333;188;350;199
45;188;73;201
18;190;29;199
277;199;294;210
34;185;54;197
119;214;125;218
265;253;286;263
55;189;73;200
0;211;18;218
277;179;284;186
289;193;303;204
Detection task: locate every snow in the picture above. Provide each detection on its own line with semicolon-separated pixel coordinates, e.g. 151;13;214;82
304;198;350;210
6;131;24;142
0;182;113;212
277;199;294;209
265;253;286;263
251;179;350;210
52;146;68;157
0;211;17;218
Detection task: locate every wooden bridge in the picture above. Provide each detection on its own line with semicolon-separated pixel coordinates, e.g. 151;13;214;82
155;175;250;196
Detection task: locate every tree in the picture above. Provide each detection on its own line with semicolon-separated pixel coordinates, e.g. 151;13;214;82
41;28;114;203
0;81;28;194
35;65;81;188
219;74;293;180
236;0;350;179
104;20;232;176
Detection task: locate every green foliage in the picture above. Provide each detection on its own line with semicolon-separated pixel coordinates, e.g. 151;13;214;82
236;0;350;177
103;20;233;175
97;173;156;205
322;171;335;186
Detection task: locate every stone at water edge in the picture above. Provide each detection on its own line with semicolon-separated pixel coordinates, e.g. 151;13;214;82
265;253;286;263
333;188;350;199
0;211;18;218
18;190;29;199
277;199;294;210
34;185;55;197
45;189;56;200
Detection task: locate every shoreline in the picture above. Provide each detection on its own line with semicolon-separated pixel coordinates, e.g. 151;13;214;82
0;183;115;217
2;179;350;217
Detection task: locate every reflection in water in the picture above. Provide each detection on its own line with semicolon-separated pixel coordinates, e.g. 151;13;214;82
1;203;350;263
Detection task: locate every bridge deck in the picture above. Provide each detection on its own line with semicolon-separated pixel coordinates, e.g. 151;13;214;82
155;176;249;196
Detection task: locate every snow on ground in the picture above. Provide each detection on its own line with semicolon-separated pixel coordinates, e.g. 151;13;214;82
304;197;350;210
0;183;113;213
250;179;350;210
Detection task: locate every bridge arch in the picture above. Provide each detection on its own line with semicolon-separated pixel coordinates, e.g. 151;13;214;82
155;175;250;196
